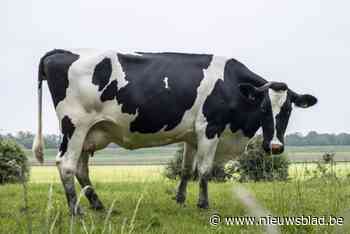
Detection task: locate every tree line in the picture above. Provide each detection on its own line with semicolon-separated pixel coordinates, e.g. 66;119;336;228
285;131;350;146
1;130;350;149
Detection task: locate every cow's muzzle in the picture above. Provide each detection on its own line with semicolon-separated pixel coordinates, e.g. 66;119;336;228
263;142;284;155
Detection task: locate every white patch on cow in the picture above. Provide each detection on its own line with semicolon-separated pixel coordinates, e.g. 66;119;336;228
163;77;169;89
115;54;133;89
268;89;287;146
190;56;228;173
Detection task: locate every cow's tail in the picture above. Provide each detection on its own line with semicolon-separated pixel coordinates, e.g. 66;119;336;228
32;54;47;164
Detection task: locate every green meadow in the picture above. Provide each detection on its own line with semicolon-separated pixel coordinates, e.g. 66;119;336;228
1;162;350;233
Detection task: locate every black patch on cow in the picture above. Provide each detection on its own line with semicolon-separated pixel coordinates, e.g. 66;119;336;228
92;58;112;91
59;136;69;157
275;99;292;144
270;82;288;91
202;80;231;138
101;80;118;102
42;50;80;107
59;116;76;157
100;52;213;133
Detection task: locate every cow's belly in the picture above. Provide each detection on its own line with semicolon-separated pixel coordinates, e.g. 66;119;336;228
83;119;195;151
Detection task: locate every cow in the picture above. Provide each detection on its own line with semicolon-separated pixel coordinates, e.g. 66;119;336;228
32;49;317;214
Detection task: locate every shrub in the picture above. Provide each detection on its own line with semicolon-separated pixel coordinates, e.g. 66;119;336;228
163;146;184;180
164;136;290;182
237;136;290;182
0;139;30;184
306;156;337;181
322;152;335;164
163;144;231;182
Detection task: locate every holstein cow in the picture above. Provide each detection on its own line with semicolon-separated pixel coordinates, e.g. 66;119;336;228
32;49;317;214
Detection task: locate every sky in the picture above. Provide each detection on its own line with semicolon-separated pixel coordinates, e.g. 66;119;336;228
1;1;349;135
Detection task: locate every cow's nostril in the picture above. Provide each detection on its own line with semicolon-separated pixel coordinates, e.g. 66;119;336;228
271;144;284;154
271;144;282;150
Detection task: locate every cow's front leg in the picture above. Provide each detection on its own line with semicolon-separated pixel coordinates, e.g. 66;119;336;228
57;159;81;215
76;152;104;210
195;135;219;209
56;126;89;215
175;143;196;204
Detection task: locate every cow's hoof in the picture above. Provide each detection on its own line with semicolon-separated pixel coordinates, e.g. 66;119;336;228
197;201;209;209
90;203;105;211
175;194;186;204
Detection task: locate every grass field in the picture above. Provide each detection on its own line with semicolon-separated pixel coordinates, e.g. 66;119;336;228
24;145;350;165
1;165;350;233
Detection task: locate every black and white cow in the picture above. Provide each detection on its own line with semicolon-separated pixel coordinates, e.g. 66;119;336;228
32;49;317;214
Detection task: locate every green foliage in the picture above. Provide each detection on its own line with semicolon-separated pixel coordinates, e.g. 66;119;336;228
322;152;335;163
304;159;338;181
0;139;30;184
164;137;291;182
163;146;184;180
163;144;231;182
236;136;290;182
1;131;60;149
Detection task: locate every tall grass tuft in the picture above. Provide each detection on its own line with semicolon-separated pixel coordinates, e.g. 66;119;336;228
70;185;91;234
128;194;144;234
102;198;118;234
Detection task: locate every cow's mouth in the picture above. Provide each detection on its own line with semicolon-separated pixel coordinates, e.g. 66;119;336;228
263;142;284;155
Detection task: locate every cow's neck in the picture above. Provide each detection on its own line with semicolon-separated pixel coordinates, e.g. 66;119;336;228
229;108;262;138
226;59;268;138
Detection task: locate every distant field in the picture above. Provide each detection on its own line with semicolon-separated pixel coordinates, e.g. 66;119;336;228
25;147;178;165
29;163;350;183
285;145;350;162
286;145;350;153
25;145;350;165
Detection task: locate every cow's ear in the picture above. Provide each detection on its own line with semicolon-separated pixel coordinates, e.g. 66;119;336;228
290;91;317;108
238;83;264;104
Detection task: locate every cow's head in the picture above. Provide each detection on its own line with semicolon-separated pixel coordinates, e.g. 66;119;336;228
239;82;317;154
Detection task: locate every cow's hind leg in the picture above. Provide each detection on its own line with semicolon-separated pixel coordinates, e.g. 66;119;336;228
175;143;196;204
56;125;89;215
76;152;104;210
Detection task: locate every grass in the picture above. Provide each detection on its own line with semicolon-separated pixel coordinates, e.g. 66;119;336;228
1;165;350;233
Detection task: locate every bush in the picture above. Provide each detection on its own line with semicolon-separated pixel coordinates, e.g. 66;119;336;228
304;154;337;181
322;152;335;164
0;139;30;184
237;136;290;182
163;146;184;180
163;144;231;182
164;136;290;183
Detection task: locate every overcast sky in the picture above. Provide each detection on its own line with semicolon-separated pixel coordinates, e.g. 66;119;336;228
1;1;349;135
